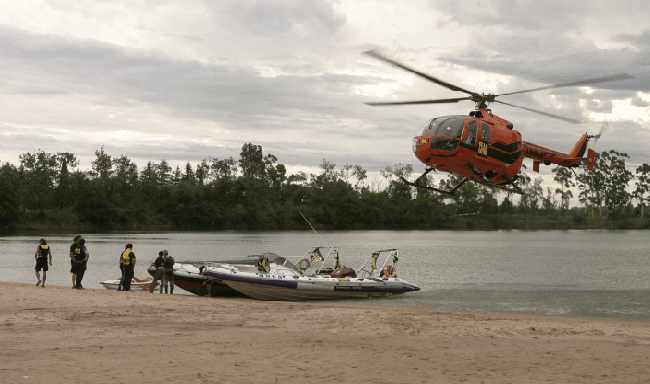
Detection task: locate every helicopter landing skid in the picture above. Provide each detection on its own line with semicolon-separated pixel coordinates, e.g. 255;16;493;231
489;176;524;195
399;168;468;195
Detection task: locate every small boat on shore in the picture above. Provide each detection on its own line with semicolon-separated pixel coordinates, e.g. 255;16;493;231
99;277;155;291
167;261;246;297
200;248;420;301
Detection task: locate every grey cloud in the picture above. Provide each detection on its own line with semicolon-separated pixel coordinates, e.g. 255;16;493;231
616;29;650;49
631;96;650;107
220;0;346;37
584;99;612;113
3;1;650;173
0;26;375;122
0;25;421;170
434;0;650;32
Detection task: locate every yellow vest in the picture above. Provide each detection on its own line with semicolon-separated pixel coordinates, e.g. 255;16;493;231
37;244;49;258
121;249;133;265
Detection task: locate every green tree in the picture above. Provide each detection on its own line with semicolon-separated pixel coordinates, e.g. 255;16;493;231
577;150;632;218
239;143;265;179
113;155;138;185
633;163;650;217
552;166;574;210
157;160;172;184
211;157;237;180
380;164;413;200
600;150;633;216
19;150;58;216
91;146;113;179
0;163;20;226
141;162;159;184
183;162;196;184
55;152;78;208
195;160;210;185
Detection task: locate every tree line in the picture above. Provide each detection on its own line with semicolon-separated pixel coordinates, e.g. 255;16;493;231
0;143;649;232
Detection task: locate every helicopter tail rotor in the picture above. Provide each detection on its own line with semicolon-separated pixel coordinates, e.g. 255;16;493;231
583;123;608;170
589;122;608;149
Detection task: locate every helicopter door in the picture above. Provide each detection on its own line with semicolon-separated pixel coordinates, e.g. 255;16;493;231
477;122;490;156
464;119;477;148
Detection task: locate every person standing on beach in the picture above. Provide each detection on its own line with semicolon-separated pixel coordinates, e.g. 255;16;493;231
161;250;175;295
69;235;82;288
149;251;164;293
34;238;52;287
70;238;89;289
119;243;136;291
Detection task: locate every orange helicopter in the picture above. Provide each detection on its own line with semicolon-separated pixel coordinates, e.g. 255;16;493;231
364;50;632;194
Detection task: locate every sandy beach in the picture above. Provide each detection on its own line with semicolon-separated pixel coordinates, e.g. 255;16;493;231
1;282;650;384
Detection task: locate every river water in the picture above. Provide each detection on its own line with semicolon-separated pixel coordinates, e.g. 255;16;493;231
2;230;650;319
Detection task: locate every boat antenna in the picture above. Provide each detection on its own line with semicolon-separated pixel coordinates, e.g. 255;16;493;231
297;206;337;273
298;208;319;235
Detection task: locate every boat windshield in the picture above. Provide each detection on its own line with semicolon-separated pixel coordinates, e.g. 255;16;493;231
270;254;299;270
356;248;400;278
249;252;299;271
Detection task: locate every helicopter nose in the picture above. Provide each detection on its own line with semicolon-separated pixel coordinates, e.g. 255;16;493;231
413;136;431;163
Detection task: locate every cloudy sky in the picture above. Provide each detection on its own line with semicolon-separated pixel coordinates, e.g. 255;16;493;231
1;0;649;178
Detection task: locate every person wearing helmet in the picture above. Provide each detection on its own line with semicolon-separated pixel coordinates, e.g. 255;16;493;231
34;238;52;287
119;243;136;291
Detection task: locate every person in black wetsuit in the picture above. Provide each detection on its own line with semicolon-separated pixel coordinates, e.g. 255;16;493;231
161;250;175;295
34;238;52;287
69;235;82;288
149;251;164;293
70;238;89;289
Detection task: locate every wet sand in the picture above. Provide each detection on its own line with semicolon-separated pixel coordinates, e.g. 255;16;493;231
1;281;650;384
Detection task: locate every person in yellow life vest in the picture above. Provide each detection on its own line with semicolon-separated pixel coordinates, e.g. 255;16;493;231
119;243;136;291
34;238;52;287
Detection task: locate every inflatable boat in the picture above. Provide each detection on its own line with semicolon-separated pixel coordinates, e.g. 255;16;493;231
201;249;420;301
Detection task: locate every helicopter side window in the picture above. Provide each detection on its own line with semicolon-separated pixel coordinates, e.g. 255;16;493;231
464;119;477;147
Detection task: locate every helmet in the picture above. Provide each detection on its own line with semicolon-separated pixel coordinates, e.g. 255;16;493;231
126;243;133;249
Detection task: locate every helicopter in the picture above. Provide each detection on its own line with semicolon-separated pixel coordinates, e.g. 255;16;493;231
364;50;633;194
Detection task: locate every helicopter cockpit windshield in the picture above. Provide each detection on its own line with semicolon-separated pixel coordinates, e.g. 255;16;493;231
423;116;464;151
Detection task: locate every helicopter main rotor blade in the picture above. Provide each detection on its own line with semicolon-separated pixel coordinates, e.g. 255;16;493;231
494;100;582;124
366;97;473;106
364;50;480;97
498;73;633;96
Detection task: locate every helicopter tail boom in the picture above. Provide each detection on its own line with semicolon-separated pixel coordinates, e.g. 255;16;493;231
523;133;597;171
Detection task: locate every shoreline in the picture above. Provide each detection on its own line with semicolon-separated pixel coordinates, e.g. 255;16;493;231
3;228;650;239
2;281;650;383
6;280;648;323
3;222;650;235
